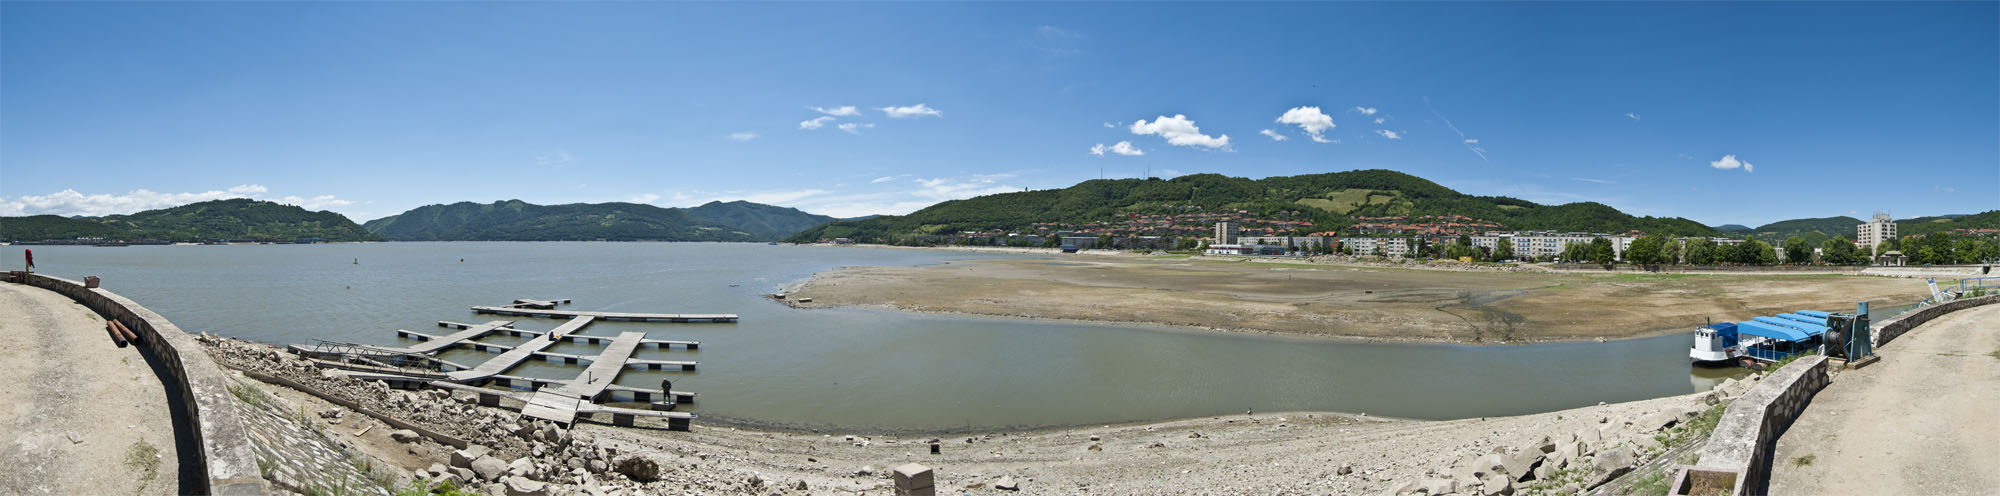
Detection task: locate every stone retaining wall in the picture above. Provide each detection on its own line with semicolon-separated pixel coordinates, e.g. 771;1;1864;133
1690;355;1830;496
13;273;269;495
1871;295;2000;349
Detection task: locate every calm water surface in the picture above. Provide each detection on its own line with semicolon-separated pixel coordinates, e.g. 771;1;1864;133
12;243;1741;432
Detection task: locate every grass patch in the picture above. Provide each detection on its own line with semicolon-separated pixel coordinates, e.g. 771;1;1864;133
1519;466;1591;495
1794;454;1816;466
229;382;273;411
1989;349;2000;361
125;440;160;494
1656;401;1729;451
397;480;479;496
1618;467;1672;496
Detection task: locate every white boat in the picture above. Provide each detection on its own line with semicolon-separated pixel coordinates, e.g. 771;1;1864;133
1689;322;1742;366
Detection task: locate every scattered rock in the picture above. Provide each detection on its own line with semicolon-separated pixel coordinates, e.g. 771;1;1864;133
613;455;661;482
795;480;808;491
585;459;607;474
471;456;509;481
1588;446;1636;488
1479;473;1514;496
1188;432;1205;439
503;476;550;496
1337;463;1353;476
995;476;1019;491
1501;451;1539;481
856;465;876;477
1417;478;1456;495
453;445;491;468
390;429;421;443
1089;435;1100;441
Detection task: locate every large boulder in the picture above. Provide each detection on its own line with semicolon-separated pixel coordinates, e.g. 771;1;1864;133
452;445;491;468
470;456;509;481
613;455;662;482
1588;445;1636;488
504;476;550;496
1501;451;1540;482
1417;478;1456;495
390;429;421;443
1478;473;1514;496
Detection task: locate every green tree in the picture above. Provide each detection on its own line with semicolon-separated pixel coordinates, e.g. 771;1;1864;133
1715;242;1740;265
1494;237;1515;261
1628;235;1670;265
1686;238;1717;265
1875;237;1899;257
1782;236;1812;264
1590;237;1615;265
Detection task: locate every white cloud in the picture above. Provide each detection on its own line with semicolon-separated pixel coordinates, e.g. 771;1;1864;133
0;184;356;217
870;176;897;184
878;104;943;118
1709;154;1753;173
1353;106;1379;115
837;122;874;134
1373;117;1386;124
1847;210;1858;215
810;106;860;116
1088;141;1144;156
800;116;835;130
1569;177;1615;184
1626;112;1642;121
1129;114;1231;150
1464;139;1479;144
536;150;573;167
1260;129;1288;141
1275;106;1336;143
630;193;661;204
728;132;758;142
1101;122;1116;128
1375;129;1402;140
1678;153;1695;160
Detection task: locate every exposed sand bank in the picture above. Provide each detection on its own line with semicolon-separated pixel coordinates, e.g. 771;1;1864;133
202;336;1747;495
785;256;1930;344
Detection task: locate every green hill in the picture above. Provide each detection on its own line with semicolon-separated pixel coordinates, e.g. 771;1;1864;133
1897;210;2000;236
787;169;1719;243
0;199;382;242
361;200;834;241
1738;216;1863;245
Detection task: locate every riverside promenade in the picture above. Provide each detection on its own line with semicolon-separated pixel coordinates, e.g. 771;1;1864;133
1769;303;2000;495
0;282;186;495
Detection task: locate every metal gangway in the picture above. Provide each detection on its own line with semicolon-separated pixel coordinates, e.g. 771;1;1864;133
297;339;454;379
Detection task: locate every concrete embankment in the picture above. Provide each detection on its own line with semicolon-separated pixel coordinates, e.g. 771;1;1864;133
5;272;268;495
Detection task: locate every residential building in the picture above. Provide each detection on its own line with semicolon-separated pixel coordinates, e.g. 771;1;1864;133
1344;237;1410;257
1215;221;1238;245
1857;212;1897;252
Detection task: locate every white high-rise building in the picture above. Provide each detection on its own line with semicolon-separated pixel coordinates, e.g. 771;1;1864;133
1857;212;1897;252
1215;221;1238;245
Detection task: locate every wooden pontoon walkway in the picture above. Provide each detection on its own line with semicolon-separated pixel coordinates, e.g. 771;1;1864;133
471;305;738;323
437;320;698;349
445;316;595;381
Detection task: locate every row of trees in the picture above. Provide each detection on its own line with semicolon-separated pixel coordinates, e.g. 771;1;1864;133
1875;232;2000;265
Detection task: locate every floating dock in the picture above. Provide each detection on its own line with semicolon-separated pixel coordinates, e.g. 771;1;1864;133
471;306;738;323
290;298;726;430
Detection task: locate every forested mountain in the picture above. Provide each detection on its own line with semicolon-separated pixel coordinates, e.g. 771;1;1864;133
1735;216;1864;245
361;200;833;241
1897;210;2000;236
1713;224;1752;232
0;199;382;242
787;169;1719;243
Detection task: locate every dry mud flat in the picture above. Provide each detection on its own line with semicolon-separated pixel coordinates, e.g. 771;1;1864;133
787;257;1929;343
202;336;1755;495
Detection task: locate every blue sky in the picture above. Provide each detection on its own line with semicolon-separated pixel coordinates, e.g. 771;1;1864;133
2;2;1995;226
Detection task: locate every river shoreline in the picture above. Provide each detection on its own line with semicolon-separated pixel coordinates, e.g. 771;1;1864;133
200;335;1756;495
782;256;1930;345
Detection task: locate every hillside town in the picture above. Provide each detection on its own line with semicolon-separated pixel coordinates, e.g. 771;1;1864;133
899;210;1998;266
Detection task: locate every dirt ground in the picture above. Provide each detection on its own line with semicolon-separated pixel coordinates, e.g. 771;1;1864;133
1769;302;2000;495
0;283;183;496
786;257;1931;343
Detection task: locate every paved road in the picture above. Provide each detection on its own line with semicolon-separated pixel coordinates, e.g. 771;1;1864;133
1770;303;2000;495
0;282;182;496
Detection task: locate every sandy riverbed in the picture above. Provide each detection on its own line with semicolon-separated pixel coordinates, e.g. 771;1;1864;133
785;256;1929;344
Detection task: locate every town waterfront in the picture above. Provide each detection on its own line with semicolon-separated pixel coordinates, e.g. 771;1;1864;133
16;242;1740;432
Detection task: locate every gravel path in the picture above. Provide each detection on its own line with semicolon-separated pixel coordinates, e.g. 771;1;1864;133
1769;303;2000;495
0;282;182;496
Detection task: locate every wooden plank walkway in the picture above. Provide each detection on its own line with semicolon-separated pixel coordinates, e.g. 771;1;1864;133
437;320;699;349
404;320;515;354
444;316;595;381
550;331;646;400
471;306;737;323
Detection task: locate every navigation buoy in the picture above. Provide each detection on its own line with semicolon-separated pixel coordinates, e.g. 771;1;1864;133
353;258;359;265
